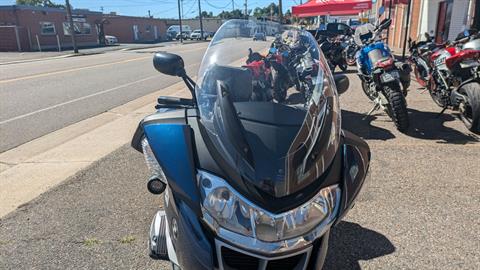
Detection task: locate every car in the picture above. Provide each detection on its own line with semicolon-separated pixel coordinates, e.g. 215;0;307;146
175;31;191;40
190;29;208;40
253;32;266;41
104;35;118;45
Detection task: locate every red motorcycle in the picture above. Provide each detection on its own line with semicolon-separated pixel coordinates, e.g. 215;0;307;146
422;35;480;133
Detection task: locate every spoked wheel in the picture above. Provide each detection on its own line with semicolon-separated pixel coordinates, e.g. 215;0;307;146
385;85;410;132
458;82;480;134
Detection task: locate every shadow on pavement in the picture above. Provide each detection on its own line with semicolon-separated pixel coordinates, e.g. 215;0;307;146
406;108;479;144
342;109;396;140
324;221;395;270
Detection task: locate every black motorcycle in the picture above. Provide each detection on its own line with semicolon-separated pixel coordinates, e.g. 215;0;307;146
131;20;371;270
320;35;348;72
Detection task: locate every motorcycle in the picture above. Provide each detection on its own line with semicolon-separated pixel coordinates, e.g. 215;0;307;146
408;34;439;87
131;20;371;270
320;35;348;72
343;34;358;66
355;19;411;132
267;34;317;103
424;30;480;133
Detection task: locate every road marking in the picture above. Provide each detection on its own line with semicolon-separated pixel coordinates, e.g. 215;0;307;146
0;74;159;125
0;62;201;125
0;45;209;84
0;56;152;84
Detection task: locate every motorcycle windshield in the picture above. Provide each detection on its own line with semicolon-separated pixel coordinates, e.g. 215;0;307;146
354;23;375;46
196;20;341;197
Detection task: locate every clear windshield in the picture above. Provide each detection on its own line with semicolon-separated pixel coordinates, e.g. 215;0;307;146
196;20;341;197
354;23;375;46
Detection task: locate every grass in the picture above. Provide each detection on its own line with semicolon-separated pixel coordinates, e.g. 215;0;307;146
119;235;136;244
83;238;101;247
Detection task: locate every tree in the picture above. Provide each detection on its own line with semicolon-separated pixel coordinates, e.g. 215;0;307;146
196;11;214;19
218;9;244;19
16;0;64;8
253;3;279;18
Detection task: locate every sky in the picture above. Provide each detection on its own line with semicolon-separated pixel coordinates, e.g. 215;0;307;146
0;0;302;19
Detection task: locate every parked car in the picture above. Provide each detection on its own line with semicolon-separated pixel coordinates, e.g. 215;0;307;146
190;29;208;40
105;35;118;45
253;32;266;41
176;31;191;40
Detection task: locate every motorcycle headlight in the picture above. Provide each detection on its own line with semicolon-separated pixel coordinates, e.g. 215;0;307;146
198;170;340;242
141;138;166;183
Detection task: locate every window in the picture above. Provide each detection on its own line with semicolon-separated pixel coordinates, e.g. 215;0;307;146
63;22;92;35
40;22;56;35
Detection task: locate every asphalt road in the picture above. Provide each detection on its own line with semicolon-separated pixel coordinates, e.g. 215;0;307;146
0;42;205;152
1;57;479;268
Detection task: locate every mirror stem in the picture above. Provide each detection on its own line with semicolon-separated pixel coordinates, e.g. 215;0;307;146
182;75;197;104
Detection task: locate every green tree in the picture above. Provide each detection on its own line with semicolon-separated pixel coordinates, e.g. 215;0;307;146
16;0;64;8
218;9;244;19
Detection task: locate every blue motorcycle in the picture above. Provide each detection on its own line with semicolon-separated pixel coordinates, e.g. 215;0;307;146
131;20;371;270
355;19;411;132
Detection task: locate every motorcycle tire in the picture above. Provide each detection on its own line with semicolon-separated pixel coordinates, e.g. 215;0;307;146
385;86;410;132
346;57;356;66
458;82;480;134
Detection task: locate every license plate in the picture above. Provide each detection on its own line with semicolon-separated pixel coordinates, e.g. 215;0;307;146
381;71;399;83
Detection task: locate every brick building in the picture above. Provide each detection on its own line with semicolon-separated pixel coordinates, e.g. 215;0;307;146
0;5;169;52
0;5;102;51
103;14;167;43
374;0;478;51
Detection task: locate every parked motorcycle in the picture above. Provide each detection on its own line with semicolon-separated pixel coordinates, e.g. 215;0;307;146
355;19;411;132
422;30;480;133
408;34;439;87
320;35;348;72
267;33;318;102
131;20;370;270
344;34;358;66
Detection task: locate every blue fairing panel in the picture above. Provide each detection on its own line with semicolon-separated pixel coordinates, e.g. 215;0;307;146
143;123;200;212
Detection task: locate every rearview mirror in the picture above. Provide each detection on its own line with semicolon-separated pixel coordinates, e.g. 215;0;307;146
334;74;349;95
153;52;185;77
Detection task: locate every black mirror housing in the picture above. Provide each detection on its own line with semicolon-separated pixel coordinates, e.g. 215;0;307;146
334;74;349;95
153;52;185;77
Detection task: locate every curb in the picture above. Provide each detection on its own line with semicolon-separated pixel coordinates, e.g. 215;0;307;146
0;52;104;66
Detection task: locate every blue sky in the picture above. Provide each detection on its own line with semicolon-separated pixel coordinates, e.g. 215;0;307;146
0;0;301;19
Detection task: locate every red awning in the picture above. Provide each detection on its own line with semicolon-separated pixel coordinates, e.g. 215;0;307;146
292;0;372;17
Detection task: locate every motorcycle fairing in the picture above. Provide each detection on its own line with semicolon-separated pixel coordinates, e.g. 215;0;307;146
357;42;391;73
143;122;201;213
335;130;370;224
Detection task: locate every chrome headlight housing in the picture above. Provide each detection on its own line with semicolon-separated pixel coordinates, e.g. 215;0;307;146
141;137;166;183
198;170;340;242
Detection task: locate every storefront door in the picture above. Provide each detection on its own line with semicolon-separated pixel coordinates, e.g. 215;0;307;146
435;0;453;43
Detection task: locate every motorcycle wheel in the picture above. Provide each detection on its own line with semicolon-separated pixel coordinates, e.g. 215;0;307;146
346;57;356;66
458;82;480;134
385;85;410;132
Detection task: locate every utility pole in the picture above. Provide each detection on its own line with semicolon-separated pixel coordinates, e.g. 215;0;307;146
244;0;247;19
279;0;283;24
232;0;234;12
148;10;151;18
178;0;183;43
402;0;412;59
198;0;204;40
65;0;78;53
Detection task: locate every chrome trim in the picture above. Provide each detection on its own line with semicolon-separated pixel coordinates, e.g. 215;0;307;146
199;179;340;254
216;239;312;270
